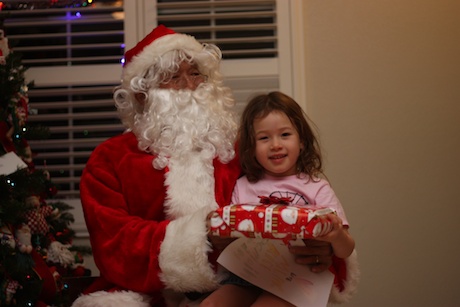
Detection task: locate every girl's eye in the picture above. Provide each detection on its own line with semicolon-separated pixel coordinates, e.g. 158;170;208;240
281;133;291;137
257;136;268;141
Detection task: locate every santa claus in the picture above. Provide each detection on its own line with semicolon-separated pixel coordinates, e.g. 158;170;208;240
73;25;359;306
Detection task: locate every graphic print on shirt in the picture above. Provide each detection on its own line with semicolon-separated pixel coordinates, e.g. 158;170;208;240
264;191;309;206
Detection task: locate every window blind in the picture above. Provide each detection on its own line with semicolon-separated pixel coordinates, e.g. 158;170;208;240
3;1;124;198
26;84;123;198
3;0;124;67
156;0;277;59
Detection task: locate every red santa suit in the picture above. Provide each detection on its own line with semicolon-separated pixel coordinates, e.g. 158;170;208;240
79;132;240;306
75;25;359;306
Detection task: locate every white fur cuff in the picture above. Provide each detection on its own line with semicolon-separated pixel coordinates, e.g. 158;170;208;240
159;207;219;292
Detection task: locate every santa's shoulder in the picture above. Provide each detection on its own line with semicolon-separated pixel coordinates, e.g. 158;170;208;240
88;132;149;164
101;131;137;147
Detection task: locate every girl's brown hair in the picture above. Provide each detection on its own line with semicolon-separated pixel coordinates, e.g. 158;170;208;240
238;91;323;182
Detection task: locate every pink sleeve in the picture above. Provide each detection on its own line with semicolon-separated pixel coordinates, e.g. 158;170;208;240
313;181;349;226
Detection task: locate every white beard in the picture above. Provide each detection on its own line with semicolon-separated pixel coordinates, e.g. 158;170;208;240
132;83;237;219
133;82;237;170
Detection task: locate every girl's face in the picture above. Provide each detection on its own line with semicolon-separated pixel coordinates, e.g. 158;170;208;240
253;111;303;177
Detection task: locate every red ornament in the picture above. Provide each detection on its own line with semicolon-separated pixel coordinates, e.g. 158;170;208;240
72;266;86;277
48;185;58;196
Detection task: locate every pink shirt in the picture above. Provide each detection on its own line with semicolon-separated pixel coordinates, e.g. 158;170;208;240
231;174;349;226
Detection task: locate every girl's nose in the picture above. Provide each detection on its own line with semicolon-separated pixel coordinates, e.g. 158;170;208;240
270;138;281;150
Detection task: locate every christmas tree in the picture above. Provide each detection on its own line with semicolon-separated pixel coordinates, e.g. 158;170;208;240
0;26;91;306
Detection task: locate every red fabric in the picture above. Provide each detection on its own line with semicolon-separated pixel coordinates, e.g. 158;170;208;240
30;249;59;304
124;25;176;66
329;255;347;292
80;132;241;296
25;205;53;235
258;195;292;205
0;121;15;152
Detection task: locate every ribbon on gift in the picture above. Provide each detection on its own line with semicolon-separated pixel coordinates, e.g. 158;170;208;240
258;195;292;205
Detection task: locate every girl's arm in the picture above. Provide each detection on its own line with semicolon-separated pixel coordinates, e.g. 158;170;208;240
316;213;355;259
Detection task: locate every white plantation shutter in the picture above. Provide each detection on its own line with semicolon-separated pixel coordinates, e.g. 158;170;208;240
26;84;123;198
3;0;302;199
155;0;277;59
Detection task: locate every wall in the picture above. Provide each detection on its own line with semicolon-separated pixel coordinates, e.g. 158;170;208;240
303;1;460;306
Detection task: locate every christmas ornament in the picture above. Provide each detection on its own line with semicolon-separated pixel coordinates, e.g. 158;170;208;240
24;195;58;235
47;241;75;268
0;224;15;249
14;224;33;254
5;279;21;305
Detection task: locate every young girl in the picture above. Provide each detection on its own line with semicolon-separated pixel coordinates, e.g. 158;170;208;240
201;92;355;307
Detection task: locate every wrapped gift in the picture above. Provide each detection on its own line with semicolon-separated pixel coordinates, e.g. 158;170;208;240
209;203;335;244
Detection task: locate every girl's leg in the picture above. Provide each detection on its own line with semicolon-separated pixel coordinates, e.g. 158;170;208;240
200;284;260;307
250;291;295;307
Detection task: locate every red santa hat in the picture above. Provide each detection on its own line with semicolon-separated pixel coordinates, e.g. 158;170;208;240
122;24;205;86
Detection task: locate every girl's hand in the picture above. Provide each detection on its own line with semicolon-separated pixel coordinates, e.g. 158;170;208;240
288;239;333;273
315;213;347;243
314;213;355;259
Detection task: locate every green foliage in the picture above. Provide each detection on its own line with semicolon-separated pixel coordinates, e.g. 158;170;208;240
0;52;31;112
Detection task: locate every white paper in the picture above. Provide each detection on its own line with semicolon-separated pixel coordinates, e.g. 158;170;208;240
0;152;28;176
217;237;334;307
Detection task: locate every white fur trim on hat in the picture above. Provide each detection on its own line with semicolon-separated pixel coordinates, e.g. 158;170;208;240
71;290;152;307
122;33;203;87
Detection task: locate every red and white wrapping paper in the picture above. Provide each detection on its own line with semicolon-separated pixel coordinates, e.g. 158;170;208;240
209;203;335;244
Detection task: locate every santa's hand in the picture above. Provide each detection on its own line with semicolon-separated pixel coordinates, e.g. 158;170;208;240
207;235;236;253
288;239;333;273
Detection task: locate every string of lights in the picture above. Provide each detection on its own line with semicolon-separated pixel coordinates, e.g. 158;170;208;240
0;0;94;10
